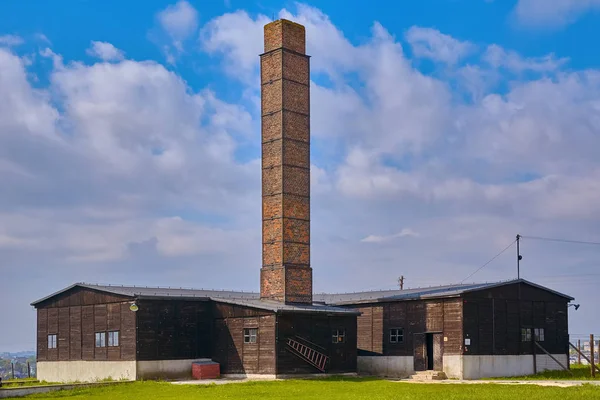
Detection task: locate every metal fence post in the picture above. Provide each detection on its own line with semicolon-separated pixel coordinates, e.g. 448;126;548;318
591;334;596;378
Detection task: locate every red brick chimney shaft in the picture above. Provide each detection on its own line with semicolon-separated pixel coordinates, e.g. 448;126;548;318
260;20;312;304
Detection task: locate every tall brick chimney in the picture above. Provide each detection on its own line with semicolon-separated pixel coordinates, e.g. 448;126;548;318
260;19;312;304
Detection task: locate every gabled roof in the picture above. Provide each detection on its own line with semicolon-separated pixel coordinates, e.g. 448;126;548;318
313;279;574;305
30;283;358;315
31;278;573;311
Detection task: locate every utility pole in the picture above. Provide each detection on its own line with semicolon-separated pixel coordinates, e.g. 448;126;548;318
516;234;522;279
578;340;581;364
398;276;404;290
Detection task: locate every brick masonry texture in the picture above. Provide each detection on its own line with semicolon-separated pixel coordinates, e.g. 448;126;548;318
283;140;309;167
262;113;282;142
261;268;285;301
263;242;282;266
262;80;282;115
263;218;282;243
283;166;309;196
283;80;309;115
262;140;283;169
283;194;309;220
263;194;282;219
262;167;282;196
283;52;309;85
283;242;310;265
283;111;309;142
261;50;282;83
261;20;312;303
264;20;306;54
283;218;309;243
285;267;312;303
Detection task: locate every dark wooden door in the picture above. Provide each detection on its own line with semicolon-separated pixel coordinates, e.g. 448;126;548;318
413;333;426;371
433;333;443;371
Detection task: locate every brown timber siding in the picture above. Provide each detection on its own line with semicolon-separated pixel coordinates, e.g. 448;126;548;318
350;298;463;357
462;282;569;355
212;302;276;375
276;313;357;374
136;300;212;361
36;287;136;362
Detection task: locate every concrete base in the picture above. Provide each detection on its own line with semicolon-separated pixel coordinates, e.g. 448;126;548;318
358;354;570;380
37;361;136;383
461;354;568;379
357;356;414;378
137;359;212;380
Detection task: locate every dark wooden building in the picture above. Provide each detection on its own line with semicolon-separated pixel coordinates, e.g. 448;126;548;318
32;283;358;381
314;279;573;379
29;19;575;383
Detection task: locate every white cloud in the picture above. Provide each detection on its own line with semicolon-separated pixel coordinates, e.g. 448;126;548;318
3;3;600;351
158;1;198;50
361;228;420;243
483;44;568;73
0;35;23;47
514;0;600;27
153;0;199;64
405;26;475;65
86;41;125;61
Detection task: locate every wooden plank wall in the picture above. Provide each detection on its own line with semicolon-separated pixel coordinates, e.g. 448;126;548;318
136;300;212;361
462;282;570;355
275;314;357;374
211;302;275;375
35;287;132;308
36;301;136;361
350;298;463;358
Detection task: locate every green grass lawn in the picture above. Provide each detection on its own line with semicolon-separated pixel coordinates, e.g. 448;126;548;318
17;377;600;400
492;364;600;380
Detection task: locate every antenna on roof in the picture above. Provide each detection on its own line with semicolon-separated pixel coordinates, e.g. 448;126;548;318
398;276;405;290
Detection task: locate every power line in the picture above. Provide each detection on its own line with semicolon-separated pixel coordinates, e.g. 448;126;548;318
522;235;600;246
460;239;517;284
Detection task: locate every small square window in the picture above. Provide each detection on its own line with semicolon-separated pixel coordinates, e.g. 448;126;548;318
390;328;404;343
534;328;545;342
108;331;119;347
332;329;346;344
244;328;258;344
95;332;106;348
48;334;57;349
521;328;531;342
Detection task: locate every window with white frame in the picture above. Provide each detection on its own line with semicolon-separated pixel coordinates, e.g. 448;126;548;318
244;328;258;344
95;332;106;348
390;328;404;343
332;329;346;344
108;331;120;347
534;328;545;342
48;334;57;349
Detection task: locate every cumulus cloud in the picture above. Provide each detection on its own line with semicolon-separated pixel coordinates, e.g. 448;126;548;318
405;26;475;65
0;35;23;47
86;41;125;61
3;3;600;351
483;44;568;73
514;0;600;27
361;228;420;243
153;0;199;63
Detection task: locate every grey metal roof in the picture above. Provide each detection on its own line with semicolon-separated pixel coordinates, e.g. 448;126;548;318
30;283;259;306
30;283;357;315
314;279;574;305
31;278;573;310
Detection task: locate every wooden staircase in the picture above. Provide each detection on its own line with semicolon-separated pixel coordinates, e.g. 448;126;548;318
286;337;330;372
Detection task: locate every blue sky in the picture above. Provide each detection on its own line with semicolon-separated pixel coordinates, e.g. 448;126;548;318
1;0;600;351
